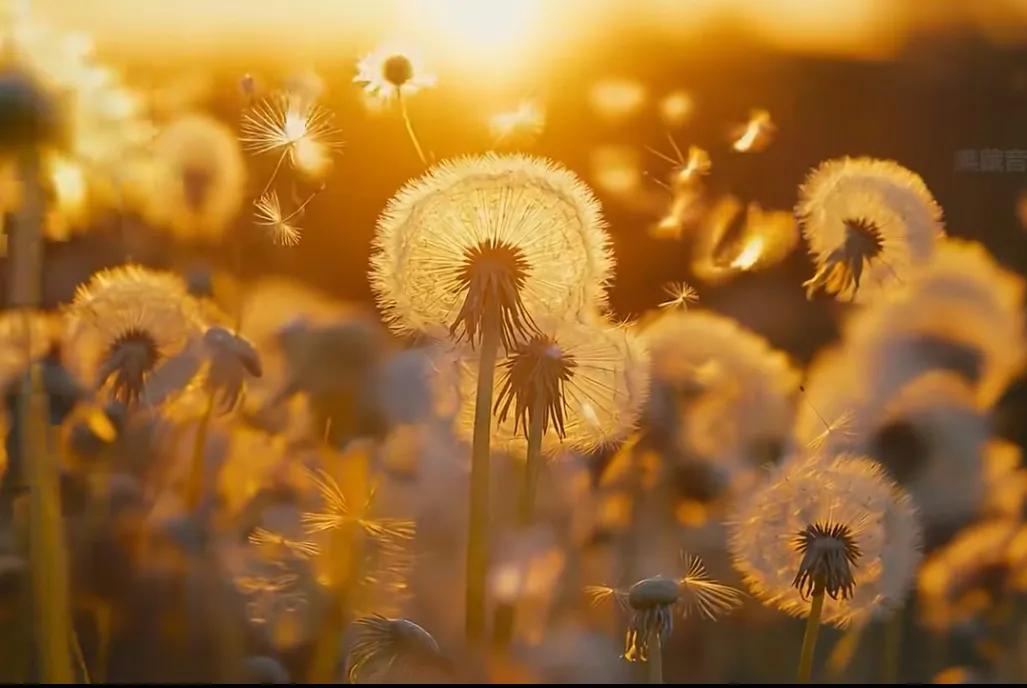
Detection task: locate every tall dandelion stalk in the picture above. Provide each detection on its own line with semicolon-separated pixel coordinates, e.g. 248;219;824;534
370;154;613;640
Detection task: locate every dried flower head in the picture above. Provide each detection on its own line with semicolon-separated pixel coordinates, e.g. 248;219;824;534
345;615;443;683
587;553;742;662
798;157;944;301
354;43;436;102
459;315;649;454
68;265;202;404
729;453;922;626
643;310;799;470
370;154;614;351
144;114;247;242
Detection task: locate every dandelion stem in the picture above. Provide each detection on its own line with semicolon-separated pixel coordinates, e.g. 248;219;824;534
647;629;663;684
881;608;903;683
186;390;216;511
466;300;500;642
798;580;825;684
397;92;428;166
12;150;74;684
258;147;289;199
517;396;546;526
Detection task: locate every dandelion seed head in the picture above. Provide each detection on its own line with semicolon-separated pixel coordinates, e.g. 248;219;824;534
144;114;246;242
370;154;614;349
458;315;649;454
728;453;922;627
345;615;442;683
68;265;202;404
798;156;944;301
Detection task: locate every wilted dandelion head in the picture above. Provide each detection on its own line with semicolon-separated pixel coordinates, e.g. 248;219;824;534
728;453;922;627
370;154;614;351
918;519;1024;631
798;157;944;301
345;614;442;683
587;553;742;663
459;315;648;454
144;114;246;242
354;42;436;102
68;265;202;404
643;310;799;469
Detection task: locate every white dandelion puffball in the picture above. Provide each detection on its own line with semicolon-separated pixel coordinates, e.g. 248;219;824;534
729;453;922;627
370;154;614;345
643;310;800;469
798;157;944;302
457;314;649;455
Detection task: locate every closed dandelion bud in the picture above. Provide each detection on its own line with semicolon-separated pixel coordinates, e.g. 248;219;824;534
0;71;62;150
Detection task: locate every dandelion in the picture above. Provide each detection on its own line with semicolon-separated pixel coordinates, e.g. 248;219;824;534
646;135;710;191
67;265;202;404
728;453;922;681
657;281;699;311
797;157;944;301
344;615;444;684
643;310;799;473
731;108;775;153
354;42;435;164
143;114;246;243
240;91;342;185
587;553;742;681
370;153;612;638
489;99;545;147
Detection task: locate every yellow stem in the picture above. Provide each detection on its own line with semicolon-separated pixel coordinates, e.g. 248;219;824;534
466;302;500;642
517;396;545;526
397;92;428;166
798;582;825;684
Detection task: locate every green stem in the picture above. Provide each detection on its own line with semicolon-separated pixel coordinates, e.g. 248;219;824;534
465;302;500;642
798;582;825;684
185;391;216;511
397;92;428;166
647;629;663;684
517;396;545;526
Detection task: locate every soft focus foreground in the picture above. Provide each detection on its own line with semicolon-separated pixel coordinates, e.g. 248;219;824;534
1;0;1027;684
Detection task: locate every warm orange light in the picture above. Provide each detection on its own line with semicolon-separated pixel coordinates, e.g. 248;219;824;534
730;235;764;270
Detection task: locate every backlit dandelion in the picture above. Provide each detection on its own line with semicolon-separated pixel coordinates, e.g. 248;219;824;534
355;42;435;163
657;281;699;311
730;453;921;682
301;467;415;543
798;157;944;301
587;552;741;679
67;265;202;404
248;527;321;560
345;615;443;684
240;91;342;183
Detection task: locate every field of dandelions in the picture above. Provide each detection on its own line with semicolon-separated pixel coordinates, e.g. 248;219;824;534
1;3;1026;685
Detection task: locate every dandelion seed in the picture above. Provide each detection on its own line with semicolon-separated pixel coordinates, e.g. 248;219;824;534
248;527;321;559
731;108;776;153
370;154;614;351
646;135;710;190
489;99;545;147
300;467;415;542
798;157;944;301
728;453;922;627
253;191;302;246
240;92;342;160
657;281;699;311
67;265;202;404
345;615;443;684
